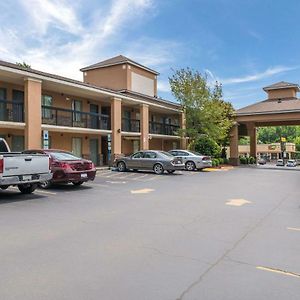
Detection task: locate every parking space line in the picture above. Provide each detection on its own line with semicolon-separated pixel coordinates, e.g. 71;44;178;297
287;227;300;232
118;173;138;179
8;187;57;195
131;188;154;194
132;174;150;180
103;172;124;178
256;266;300;278
97;171;113;176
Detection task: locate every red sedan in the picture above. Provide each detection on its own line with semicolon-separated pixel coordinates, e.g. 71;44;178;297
23;149;97;188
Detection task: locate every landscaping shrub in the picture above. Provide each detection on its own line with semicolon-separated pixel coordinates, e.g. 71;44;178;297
249;156;256;164
194;136;221;157
239;157;247;164
223;158;229;164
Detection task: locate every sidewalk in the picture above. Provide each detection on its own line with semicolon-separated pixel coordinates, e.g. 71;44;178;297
240;164;300;172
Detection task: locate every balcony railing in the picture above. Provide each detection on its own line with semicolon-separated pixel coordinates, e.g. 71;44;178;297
149;121;180;136
42;106;111;130
0;99;24;123
122;117;140;132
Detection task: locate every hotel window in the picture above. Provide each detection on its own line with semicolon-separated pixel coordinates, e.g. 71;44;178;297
42;95;53;119
72;100;82;122
72;137;82;158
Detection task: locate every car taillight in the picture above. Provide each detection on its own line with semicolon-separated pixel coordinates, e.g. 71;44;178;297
202;156;211;161
0;158;3;173
52;161;70;169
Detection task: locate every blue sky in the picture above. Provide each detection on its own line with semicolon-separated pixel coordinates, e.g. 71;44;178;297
1;0;300;108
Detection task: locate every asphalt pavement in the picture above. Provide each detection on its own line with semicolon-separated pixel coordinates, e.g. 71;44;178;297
0;167;299;300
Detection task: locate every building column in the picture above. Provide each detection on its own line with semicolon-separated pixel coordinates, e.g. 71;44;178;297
229;123;239;165
140;104;149;150
111;97;122;161
180;111;187;149
24;78;42;149
247;123;257;158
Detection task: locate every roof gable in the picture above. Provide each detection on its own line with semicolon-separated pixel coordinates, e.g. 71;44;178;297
80;55;159;75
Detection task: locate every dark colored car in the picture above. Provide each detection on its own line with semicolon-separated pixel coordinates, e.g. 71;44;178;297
23;149;96;188
115;150;185;175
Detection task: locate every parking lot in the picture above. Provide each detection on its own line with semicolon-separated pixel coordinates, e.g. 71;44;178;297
0;167;300;300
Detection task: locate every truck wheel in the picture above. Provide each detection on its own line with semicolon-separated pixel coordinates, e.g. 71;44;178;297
0;185;9;190
18;184;37;194
39;180;52;189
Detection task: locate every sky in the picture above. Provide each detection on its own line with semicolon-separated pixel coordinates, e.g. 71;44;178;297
1;0;300;109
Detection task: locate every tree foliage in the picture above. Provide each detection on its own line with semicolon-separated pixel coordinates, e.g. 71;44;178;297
194;136;221;157
169;68;234;149
16;62;31;69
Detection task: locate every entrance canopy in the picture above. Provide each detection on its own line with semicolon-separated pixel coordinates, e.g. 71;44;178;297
229;81;300;165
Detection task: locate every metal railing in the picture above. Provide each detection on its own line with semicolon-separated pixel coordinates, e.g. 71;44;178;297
149;121;180;136
122;117;140;132
0;99;24;122
42;105;111;130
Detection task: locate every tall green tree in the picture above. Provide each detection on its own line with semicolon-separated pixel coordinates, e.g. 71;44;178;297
169;68;234;148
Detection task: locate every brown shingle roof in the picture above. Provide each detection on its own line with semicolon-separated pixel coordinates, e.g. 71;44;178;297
80;55;159;75
0;60;180;109
263;81;300;91
236;98;300;116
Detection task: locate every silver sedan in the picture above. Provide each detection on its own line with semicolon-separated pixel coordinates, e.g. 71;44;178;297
115;150;185;175
169;150;212;171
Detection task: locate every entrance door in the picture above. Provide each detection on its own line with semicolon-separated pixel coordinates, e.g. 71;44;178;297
90;104;99;129
0;88;7;121
12;90;24;122
90;138;99;166
11;135;24;152
72;137;82;157
101;136;108;165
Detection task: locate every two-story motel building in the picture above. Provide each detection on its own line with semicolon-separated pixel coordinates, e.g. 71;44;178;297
0;55;186;165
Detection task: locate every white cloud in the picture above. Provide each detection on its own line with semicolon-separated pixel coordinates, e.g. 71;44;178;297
157;80;170;93
19;0;83;35
0;0;162;80
220;65;298;85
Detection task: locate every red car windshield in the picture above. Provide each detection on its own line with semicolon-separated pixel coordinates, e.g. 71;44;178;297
49;152;81;161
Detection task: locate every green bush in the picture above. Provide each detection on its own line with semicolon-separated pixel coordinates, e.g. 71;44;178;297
194;136;221;157
239;157;247;164
218;158;224;165
212;158;220;167
249;156;256;164
223;158;229;164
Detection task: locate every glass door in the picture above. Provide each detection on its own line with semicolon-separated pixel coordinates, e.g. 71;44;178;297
0;88;7;121
72;137;82;158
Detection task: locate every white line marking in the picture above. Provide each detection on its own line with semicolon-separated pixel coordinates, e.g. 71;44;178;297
287;227;300;232
106;181;127;184
104;172;123;178
9;187;57;195
132;174;150;180
131;188;154;194
257;266;300;278
118;173;138;179
226;199;252;207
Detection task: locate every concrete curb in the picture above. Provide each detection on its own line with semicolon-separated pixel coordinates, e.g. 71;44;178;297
239;165;300;172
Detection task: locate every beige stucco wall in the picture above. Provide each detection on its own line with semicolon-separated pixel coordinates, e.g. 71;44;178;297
267;88;296;99
83;65;127;91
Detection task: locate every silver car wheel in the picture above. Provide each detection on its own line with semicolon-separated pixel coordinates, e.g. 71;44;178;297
117;161;126;172
153;163;164;175
185;161;196;171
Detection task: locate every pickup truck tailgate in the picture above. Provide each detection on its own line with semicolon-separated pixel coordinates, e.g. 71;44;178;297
2;154;49;176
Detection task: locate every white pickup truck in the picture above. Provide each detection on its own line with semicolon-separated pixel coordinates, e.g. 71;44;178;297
0;138;52;194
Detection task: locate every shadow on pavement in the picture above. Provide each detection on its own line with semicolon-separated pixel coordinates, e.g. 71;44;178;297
0;190;46;204
46;183;93;192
